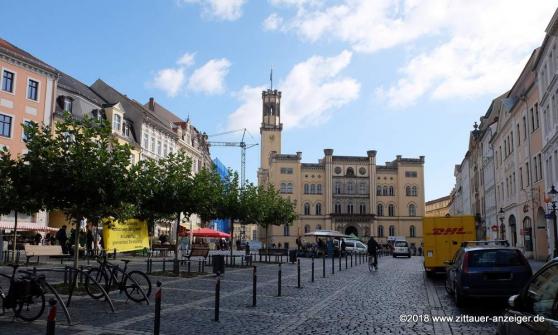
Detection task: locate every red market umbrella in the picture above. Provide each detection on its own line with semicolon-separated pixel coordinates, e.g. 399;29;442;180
192;228;231;238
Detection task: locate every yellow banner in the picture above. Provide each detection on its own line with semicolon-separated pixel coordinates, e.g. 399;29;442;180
102;219;149;252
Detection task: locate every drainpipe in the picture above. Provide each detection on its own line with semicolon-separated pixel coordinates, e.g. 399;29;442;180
522;94;537;259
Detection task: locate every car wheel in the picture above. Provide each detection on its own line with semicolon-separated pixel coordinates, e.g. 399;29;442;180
393;255;396;258
444;278;453;294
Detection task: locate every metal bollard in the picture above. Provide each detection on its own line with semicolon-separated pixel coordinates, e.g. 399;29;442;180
33;266;37;276
188;260;191;273
46;299;57;335
63;266;68;285
351;253;353;267
339;254;341;271
345;254;348;269
331;255;334;275
322;257;326;278
154;281;162;335
252;266;257;307
277;263;282;297
198;260;202;273
163;258;166;272
113;248;116;260
214;272;221;321
173;259;179;274
79;265;84;284
311;257;315;283
297;259;301;289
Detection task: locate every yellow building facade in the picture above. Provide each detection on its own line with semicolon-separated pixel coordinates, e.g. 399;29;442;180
256;89;426;248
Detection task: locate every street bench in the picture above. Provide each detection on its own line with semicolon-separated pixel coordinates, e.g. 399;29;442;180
258;248;288;262
186;247;210;260
24;244;71;264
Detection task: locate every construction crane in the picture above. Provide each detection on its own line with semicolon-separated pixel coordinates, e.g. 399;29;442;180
208;128;258;188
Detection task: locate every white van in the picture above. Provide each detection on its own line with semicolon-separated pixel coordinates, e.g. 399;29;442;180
335;239;368;254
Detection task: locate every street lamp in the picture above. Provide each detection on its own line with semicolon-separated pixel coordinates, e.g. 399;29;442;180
547;185;558;257
498;208;505;241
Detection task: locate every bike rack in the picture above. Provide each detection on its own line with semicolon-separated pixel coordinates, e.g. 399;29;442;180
65;266;115;312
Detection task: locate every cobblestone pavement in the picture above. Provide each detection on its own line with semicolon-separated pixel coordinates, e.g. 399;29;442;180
0;255;509;334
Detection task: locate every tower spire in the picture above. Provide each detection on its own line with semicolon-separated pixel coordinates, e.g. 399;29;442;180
270;66;273;91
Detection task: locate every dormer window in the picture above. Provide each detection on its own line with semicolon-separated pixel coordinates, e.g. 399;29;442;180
122;122;130;137
113;114;122;133
63;97;73;113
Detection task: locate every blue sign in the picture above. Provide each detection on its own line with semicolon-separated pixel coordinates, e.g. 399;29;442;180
545;213;554;219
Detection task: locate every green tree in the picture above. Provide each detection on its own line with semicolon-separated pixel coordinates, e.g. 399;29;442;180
242;183;296;249
23;114;135;268
0;148;47;261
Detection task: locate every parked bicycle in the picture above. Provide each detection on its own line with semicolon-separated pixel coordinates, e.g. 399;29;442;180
84;257;151;303
0;264;45;321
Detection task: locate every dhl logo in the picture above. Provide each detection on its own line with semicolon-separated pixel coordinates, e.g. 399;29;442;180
432;227;467;235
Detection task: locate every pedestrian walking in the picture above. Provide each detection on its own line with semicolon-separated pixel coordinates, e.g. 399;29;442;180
56;225;68;254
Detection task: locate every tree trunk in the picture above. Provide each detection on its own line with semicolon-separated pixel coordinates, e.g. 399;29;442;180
175;212;180;261
73;219;80;270
12;211;18;263
230;222;234;260
265;224;268;250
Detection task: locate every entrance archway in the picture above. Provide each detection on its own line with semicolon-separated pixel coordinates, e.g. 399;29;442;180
509;215;517;246
345;226;358;236
523;217;533;252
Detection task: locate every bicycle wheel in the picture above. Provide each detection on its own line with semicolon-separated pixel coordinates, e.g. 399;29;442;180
85;268;109;299
124;271;151;302
14;293;45;322
368;256;373;272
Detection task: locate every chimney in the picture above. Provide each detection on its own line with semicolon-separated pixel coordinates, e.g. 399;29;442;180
148;97;155;111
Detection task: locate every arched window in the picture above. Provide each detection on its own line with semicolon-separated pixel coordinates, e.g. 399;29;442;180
389;225;395;236
377;186;382;196
315;203;322;215
410;225;416;237
284;224;290;236
310;184;316;194
335;182;342;194
280;183;287;193
316;224;322;230
359;203;366;214
347;203;354;214
383;186;388;196
346;167;354;176
304;203;310;215
388;204;395;217
408;204;416;217
389;186;394;196
360;182;366;194
287;183;293;194
317;184;322;194
304;225;310;233
347;182;353;194
411;186;417;196
406;186;411;196
377;204;384;216
378;225;384;237
335;202;341;214
304;184;309;194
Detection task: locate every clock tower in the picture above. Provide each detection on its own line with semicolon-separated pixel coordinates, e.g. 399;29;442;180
258;89;282;185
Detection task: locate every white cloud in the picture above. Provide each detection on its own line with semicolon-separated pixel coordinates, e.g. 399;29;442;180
181;0;246;21
177;52;196;67
151;67;185;97
227;50;360;133
263;13;283;31
151;52;231;96
269;0;556;107
188;58;231;94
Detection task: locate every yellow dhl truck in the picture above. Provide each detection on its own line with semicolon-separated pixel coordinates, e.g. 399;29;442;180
423;215;476;276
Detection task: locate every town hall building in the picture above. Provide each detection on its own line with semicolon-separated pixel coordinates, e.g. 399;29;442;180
256;89;426;248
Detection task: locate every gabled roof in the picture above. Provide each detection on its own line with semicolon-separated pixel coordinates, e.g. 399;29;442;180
144;99;184;124
0;38;57;74
58;72;106;106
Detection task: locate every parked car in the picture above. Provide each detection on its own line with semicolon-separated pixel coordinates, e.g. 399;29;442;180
333;238;368;254
393;240;411;258
445;242;532;307
496;257;558;335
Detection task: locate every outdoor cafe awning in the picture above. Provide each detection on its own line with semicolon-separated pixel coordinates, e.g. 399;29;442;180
0;221;57;232
192;228;231;238
304;230;346;238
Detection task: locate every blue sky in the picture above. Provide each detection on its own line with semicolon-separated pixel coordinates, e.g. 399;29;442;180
3;0;556;201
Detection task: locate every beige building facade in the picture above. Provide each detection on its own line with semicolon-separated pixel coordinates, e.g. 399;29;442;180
425;196;451;217
257;89;425;248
